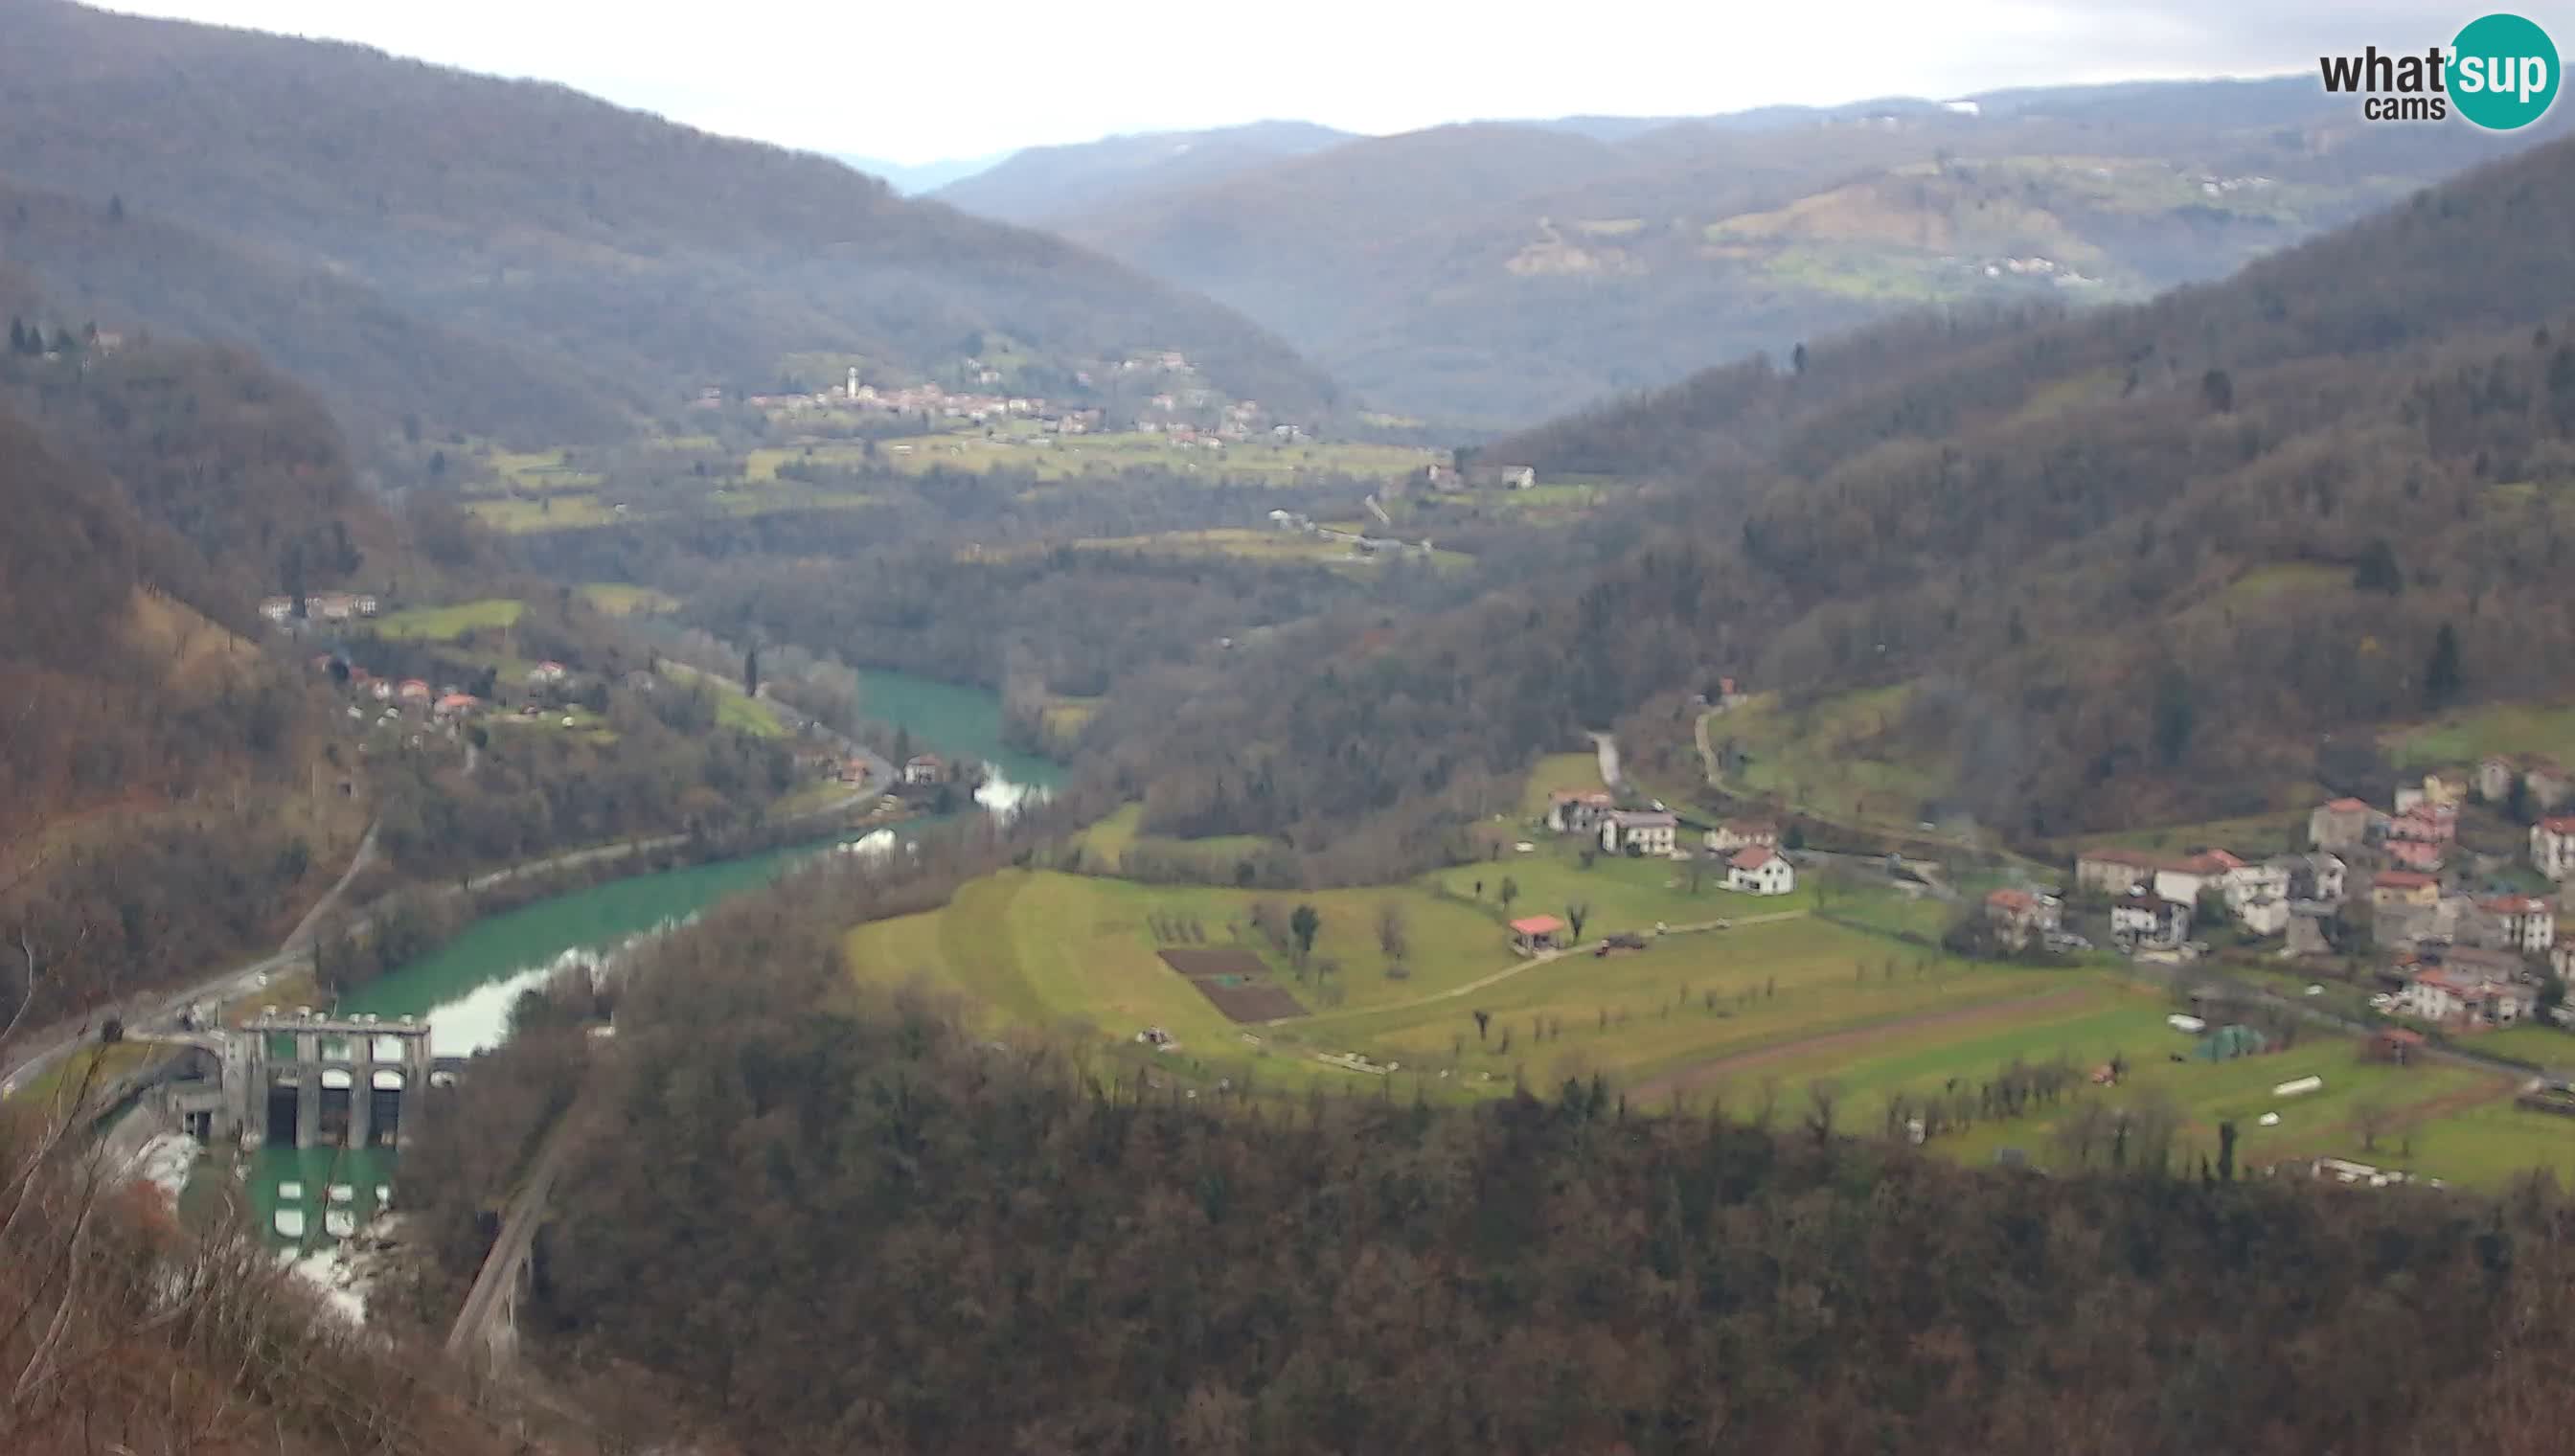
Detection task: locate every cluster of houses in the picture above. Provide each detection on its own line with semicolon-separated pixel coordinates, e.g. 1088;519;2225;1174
713;348;1288;444
308;652;593;741
1418;461;1538;492
2058;766;2575;1034
260;592;379;626
1540;791;1797;897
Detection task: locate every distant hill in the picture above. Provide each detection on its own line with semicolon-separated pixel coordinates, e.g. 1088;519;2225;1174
1040;78;2560;425
834;150;1013;194
931;120;1357;225
0;0;1339;446
1104;133;2575;852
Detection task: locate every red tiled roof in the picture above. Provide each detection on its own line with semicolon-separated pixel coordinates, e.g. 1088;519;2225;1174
1731;847;1780;870
2323;798;2371;813
2374;871;2436;890
2178;850;2245;873
2481;895;2551;916
2541;816;2575;835
1509;916;1564;936
1986;888;2036;913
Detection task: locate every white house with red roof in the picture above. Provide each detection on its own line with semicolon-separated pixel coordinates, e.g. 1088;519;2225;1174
2398;966;2536;1028
2534;816;2575;881
1726;846;1795;896
902;754;945;785
2153;850;2244;908
1983;887;2061;947
2479;895;2557;956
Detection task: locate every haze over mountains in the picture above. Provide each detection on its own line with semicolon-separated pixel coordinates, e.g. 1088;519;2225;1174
0;0;1336;448
927;81;2561;423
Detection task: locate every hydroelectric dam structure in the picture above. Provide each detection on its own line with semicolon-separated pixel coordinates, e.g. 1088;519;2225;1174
159;1010;439;1150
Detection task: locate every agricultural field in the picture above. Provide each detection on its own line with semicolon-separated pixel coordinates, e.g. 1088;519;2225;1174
481;449;604;494
1306;915;2053;1090
842;869;1514;1088
2459;1023;2575;1071
1070;804;1269;875
2385;701;2575;770
579;583;681;617
656;661;786;738
2068;807;2315;859
1037;696;1101;737
2326;1098;2575;1188
1425;835;1815;938
861;424;1433;486
464;494;620;533
371;599;524;641
835;848;2575;1187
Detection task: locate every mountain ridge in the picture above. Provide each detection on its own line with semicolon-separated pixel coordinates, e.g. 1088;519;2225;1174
0;0;1340;445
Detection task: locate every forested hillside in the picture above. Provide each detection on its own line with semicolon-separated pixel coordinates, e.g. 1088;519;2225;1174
1050;79;2557;423
933;120;1356;224
412;896;2575;1456
1084;133;2575;857
0;0;1338;445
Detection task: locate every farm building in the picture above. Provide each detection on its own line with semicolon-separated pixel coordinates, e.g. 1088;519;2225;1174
1508;916;1565;955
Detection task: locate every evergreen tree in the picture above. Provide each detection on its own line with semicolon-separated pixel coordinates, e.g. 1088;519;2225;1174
2425;622;2463;708
2199;367;2235;414
744;647;762;697
7;318;23;353
2353;537;2404;595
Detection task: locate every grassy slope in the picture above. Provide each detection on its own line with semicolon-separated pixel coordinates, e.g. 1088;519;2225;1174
373;598;524;641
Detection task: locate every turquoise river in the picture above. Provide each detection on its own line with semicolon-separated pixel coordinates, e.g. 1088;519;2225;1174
247;668;1061;1246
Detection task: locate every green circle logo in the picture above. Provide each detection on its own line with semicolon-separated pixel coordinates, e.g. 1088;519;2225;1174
2452;12;2559;129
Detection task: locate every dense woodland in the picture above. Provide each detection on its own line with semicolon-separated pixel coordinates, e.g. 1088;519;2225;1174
401;882;2575;1456
0;0;1335;448
1086;134;2575;859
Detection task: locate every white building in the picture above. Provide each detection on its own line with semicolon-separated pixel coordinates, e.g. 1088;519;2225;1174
1726;847;1796;896
1600;810;1678;857
2481;895;2558;956
2533;817;2575;880
2237;895;2291;938
2153;850;2244;909
1546;790;1615;835
1704;819;1779;854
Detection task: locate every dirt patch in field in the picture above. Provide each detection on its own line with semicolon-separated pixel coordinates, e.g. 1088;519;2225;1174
1630;987;2103;1102
1158;948;1306;1022
1158;947;1266;979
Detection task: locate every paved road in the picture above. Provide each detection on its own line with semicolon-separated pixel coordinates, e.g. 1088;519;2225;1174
1590;732;1624;790
445;1111;582;1361
284;815;384;952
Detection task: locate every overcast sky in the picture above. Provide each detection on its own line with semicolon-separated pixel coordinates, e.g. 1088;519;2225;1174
103;1;2466;165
